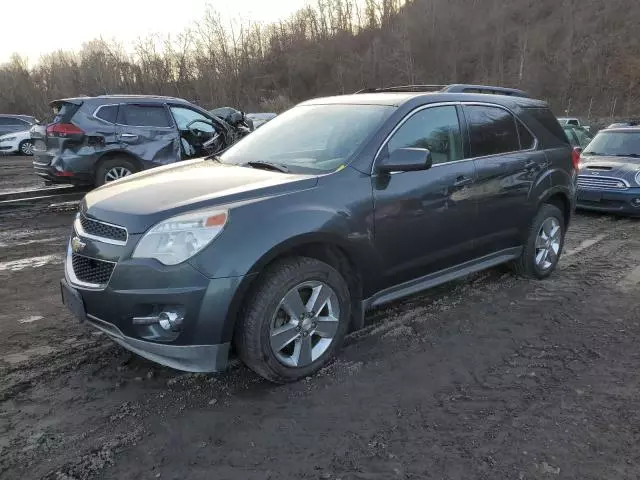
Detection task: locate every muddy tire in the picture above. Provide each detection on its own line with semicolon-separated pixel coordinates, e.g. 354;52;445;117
95;157;138;187
513;203;565;279
234;257;351;383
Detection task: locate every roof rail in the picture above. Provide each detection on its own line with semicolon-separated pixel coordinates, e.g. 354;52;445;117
355;85;446;94
355;84;530;98
442;84;529;97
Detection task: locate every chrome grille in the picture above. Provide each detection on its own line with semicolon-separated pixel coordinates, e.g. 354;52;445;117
71;254;115;285
577;175;628;190
79;215;127;242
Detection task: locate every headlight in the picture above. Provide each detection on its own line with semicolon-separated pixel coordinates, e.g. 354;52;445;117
132;208;228;265
0;136;16;142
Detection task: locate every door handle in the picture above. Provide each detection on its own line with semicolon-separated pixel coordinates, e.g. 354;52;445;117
119;133;138;140
453;175;473;187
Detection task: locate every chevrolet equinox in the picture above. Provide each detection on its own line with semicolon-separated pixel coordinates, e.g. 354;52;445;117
61;84;577;383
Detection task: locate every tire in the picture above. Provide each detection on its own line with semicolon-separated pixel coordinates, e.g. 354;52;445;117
19;140;34;156
95;157;138;187
513;203;565;279
234;257;351;383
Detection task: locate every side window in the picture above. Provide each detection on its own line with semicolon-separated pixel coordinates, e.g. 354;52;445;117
464;105;520;157
169;106;215;133
517;120;536;150
387;106;463;165
567;119;579;126
117;104;172;128
0;118;15;125
95;105;118;124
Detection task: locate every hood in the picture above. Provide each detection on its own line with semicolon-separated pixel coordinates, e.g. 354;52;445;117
82;159;318;233
579;155;640;185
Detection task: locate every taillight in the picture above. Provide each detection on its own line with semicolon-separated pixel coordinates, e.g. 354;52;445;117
571;147;581;171
46;123;84;138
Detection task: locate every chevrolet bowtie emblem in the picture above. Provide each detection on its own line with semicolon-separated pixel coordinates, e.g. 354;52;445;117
71;236;86;253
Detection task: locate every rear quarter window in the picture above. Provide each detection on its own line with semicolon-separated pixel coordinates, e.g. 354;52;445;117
95;105;118;124
524;108;570;147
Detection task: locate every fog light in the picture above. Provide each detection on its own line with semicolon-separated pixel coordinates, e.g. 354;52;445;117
158;311;184;331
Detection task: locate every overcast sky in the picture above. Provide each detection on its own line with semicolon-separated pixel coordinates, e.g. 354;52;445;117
2;0;308;64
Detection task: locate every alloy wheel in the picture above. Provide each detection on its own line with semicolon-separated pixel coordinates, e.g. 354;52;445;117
269;280;340;368
535;217;561;270
20;141;33;155
104;166;132;183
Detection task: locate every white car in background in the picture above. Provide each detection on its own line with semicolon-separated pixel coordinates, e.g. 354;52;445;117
0;129;34;156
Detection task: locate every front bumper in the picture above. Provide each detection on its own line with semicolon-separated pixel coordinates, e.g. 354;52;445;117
576;187;640;216
0;139;19;153
86;314;230;372
62;223;249;372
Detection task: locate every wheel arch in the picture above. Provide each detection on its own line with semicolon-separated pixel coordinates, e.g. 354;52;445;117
539;187;573;228
222;233;369;344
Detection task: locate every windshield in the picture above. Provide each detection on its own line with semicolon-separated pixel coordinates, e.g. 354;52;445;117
583;131;640;157
220;104;394;173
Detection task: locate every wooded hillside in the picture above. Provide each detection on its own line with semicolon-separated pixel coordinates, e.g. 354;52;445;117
1;0;638;119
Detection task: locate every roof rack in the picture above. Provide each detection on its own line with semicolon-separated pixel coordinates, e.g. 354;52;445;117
355;84;530;98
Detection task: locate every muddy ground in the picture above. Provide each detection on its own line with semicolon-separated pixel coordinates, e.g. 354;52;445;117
0;155;47;194
1;159;640;479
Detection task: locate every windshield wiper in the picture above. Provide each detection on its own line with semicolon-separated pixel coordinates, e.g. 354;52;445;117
244;161;289;173
614;153;640;158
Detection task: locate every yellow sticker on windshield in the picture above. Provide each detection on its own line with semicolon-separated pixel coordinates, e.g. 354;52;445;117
336;164;346;172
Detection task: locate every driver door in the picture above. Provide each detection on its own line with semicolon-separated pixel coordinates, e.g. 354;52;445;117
168;105;218;159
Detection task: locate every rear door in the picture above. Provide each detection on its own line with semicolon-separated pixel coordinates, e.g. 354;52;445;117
462;103;547;256
115;103;180;167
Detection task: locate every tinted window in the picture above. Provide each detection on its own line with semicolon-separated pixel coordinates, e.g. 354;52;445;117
170;106;215;133
95;105;118;124
387;106;463;165
464;105;520;157
117;104;172;127
517;120;536;149
526;108;569;145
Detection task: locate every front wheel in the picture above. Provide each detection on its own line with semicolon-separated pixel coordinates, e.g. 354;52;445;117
513;204;565;279
19;140;34;156
235;257;351;383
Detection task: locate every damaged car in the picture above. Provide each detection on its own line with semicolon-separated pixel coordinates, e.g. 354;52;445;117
32;95;248;187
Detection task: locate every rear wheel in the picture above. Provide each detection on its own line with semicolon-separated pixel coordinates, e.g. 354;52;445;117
234;257;351;383
95;157;138;186
19;140;34;156
513;204;565;279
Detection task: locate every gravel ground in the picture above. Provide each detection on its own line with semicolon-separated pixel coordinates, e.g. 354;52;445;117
1;173;640;479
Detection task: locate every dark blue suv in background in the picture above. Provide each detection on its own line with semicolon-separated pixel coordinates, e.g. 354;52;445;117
31;95;247;186
60;84;577;383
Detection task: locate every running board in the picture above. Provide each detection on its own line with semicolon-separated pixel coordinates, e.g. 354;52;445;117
363;247;522;310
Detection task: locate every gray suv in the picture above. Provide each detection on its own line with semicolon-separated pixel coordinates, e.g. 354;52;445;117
60;85;577;383
32;95;242;186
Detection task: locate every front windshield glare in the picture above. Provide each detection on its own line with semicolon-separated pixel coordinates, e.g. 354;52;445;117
583;131;640;156
220;104;394;173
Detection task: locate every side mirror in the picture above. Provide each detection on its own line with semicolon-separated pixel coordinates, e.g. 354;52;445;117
376;148;433;173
